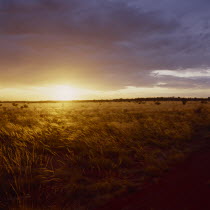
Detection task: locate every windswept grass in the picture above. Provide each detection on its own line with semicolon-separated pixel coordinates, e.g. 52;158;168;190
0;101;209;209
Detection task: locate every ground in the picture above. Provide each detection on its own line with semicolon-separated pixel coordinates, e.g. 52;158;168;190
100;134;210;210
0;101;209;209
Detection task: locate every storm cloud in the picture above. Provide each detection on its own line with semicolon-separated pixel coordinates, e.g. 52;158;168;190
0;0;210;90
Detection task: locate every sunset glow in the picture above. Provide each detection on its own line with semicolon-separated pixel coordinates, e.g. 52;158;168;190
53;85;79;101
0;0;209;100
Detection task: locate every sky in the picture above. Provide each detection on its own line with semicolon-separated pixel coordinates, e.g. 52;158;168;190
0;0;210;100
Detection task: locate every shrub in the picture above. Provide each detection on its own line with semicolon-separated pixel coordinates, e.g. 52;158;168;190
21;104;29;109
155;101;161;105
182;100;187;105
201;100;208;104
23;104;29;108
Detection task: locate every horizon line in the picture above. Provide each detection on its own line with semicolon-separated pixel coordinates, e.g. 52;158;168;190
0;96;209;103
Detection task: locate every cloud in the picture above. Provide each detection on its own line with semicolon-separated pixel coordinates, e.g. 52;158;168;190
151;69;210;78
0;0;210;91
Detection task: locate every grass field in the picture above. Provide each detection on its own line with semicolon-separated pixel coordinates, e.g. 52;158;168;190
0;101;209;209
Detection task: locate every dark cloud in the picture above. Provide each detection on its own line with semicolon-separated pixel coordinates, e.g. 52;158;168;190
0;0;210;90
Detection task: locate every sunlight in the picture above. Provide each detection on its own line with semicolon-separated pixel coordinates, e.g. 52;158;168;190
54;85;79;100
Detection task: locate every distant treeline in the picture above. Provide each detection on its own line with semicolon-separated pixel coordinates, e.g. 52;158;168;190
72;97;210;103
0;97;210;103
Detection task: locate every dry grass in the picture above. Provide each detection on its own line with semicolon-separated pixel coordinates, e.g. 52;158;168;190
0;101;209;209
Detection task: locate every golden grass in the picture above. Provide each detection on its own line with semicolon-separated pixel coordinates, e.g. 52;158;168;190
0;101;209;209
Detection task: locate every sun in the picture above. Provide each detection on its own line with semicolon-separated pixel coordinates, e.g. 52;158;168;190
54;85;78;100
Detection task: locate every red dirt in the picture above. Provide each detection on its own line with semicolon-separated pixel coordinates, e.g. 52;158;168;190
99;143;210;210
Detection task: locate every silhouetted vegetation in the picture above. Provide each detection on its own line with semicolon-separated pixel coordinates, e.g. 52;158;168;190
182;100;188;105
20;104;29;109
12;102;18;107
0;97;209;104
155;101;161;105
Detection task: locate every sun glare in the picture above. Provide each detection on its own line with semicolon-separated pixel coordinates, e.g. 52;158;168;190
54;85;78;100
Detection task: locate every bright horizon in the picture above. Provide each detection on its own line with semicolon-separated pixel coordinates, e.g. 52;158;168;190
0;84;210;101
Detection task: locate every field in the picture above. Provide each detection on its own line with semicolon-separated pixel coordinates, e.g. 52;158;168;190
0;101;210;209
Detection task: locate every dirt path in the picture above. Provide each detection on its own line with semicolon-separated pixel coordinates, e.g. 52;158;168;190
99;141;210;210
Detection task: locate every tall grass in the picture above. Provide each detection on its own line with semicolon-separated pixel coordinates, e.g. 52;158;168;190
0;101;209;209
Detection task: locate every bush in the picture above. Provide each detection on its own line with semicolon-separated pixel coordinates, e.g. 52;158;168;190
155;101;161;105
182;100;187;105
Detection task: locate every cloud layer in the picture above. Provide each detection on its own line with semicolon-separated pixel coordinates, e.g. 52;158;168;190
0;0;210;90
